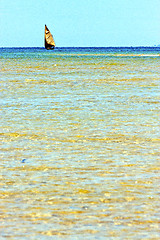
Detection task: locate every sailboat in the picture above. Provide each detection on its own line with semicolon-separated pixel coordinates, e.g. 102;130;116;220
44;25;55;50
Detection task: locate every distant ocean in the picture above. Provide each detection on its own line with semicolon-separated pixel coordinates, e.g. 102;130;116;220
1;47;160;239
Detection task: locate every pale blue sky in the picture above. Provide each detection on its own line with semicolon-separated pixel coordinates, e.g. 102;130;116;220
1;0;160;47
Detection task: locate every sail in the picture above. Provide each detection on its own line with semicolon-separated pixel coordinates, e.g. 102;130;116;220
45;25;55;49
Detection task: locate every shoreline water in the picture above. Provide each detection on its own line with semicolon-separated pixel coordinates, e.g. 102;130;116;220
1;47;160;239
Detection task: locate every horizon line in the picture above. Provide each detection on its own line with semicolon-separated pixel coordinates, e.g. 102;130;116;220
0;45;160;49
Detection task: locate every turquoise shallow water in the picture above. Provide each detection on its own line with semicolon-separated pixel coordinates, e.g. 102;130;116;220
0;47;160;239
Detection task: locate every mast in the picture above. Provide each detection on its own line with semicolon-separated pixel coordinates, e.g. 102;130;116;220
45;25;55;49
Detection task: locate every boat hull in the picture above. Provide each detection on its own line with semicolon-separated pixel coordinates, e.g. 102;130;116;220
45;44;55;50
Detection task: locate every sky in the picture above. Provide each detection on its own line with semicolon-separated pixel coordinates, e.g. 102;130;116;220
0;0;160;47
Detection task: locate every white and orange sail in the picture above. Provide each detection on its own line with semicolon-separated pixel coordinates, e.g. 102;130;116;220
44;25;55;50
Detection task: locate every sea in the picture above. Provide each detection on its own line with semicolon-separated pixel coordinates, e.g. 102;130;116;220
0;47;160;239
